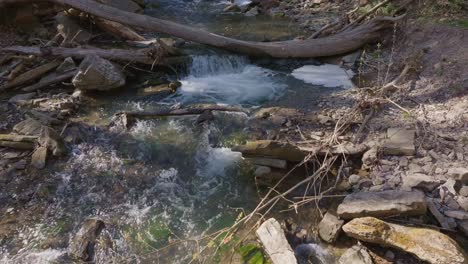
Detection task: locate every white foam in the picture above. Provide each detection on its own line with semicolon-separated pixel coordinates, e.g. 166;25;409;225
1;249;66;264
176;55;286;104
291;64;355;89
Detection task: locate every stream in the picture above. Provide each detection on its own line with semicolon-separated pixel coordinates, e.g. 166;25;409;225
1;1;351;263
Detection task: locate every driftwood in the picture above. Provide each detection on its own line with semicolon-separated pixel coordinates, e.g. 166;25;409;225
0;45;180;65
22;70;77;92
0;141;35;149
117;105;247;127
94;18;146;41
1;0;401;58
0;60;61;91
0;134;38;142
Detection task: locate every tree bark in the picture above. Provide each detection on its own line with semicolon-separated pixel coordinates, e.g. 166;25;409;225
0;0;398;58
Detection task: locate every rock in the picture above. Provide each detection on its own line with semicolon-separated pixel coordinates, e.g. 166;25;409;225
56;13;92;44
342;217;467;264
254;165;271;177
223;4;241;12
439;178;458;197
402;173;441;191
318;211;344;243
457;196;468;211
383;128;416;156
56;57;76;73
427;198;457;229
384;250;395;261
72;55;126;91
448;168;468;183
13;118;43;136
245;6;259;16
256;218;297;264
137;82;179;97
460;186;468;197
348;174;361;185
444;210;468;220
232;140;305;162
458;220;468;237
361;146;378;169
31;146;47;169
246;157;287;169
337;190;427;219
338;244;373;264
38;126;67;156
8;93;35;105
68;218;105;261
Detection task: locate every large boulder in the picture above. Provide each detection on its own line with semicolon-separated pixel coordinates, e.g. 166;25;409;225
69;218;105;261
337;190;427;219
256;218;297;264
342;217;467;264
72;55;126;91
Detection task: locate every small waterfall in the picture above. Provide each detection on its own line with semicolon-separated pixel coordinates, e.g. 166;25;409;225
188;55;249;77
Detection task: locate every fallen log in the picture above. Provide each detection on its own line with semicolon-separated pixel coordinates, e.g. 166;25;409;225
0;60;61;91
117;105;247;127
0;140;35;149
22;70;77;92
0;45;179;65
0;0;401;58
0;134;38;142
94;17;146;41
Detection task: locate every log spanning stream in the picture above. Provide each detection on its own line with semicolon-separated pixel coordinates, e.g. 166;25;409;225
1;1;353;263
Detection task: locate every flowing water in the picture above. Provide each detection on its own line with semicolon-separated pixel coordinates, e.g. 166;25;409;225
1;1;347;263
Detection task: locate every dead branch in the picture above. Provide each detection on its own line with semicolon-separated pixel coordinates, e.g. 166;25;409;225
0;60;61;91
22;70;77;92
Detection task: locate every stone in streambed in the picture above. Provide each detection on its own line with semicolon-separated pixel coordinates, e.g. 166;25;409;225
383;128;415;156
337;190;427;219
342;217;467;264
318;211;344;243
402;173;441;191
256;218;297;264
448;167;468;183
31;146;47;169
232;140;305;162
72;55;126;91
69;218;105;261
246;157;287;169
338;244;373;264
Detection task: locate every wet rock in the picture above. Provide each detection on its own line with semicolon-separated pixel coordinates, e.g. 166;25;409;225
254;165;271;177
13;118;43;136
56;57;76;73
56;13;92;44
337;190;427;219
245;6;259;16
342;217;467;264
72;55;126;91
137;82;180;97
38;126;66;156
444;210;468;220
196;110;215;124
69;218;105;261
31;146;47;169
246;157;287;169
448;168;468;183
256;218;297;264
338;244;373;264
402;173;441;192
318;211;344;243
383;128;415;156
232;140;305;162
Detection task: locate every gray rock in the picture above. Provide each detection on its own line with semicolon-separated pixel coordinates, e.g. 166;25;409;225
383;128;415;156
427;198;456;229
31;146;47;169
56;57;76;73
348;174;361;185
72;55;126;91
256;218;297;264
38;126;66;156
444;210;468;220
245;6;259;16
254;165;271;177
69;218;105;261
402;173;441;191
361;147;378;169
9;93;35;105
338;244;373;264
246;157;287;169
318;211;344;243
459;186;468;197
458;220;468;237
337;190;427;219
448;168;468;183
456;196;468;211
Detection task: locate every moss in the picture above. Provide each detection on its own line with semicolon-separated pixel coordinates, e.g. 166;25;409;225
238;244;267;264
221;132;249;148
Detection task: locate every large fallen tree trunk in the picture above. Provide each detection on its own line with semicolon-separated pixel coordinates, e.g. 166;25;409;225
0;0;400;58
0;46;176;65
